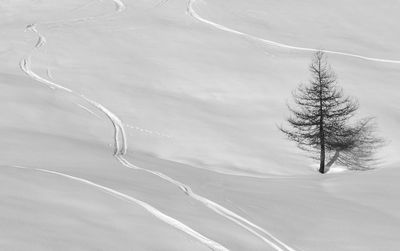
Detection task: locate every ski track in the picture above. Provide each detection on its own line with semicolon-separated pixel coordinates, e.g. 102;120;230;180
9;165;228;251
19;0;297;250
77;104;103;119
187;0;400;64
19;39;127;156
116;156;297;251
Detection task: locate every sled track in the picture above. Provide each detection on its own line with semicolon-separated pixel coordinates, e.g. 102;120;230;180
19;0;297;250
187;0;400;64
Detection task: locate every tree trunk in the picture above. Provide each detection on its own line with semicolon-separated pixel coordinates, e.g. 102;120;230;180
319;137;325;173
319;111;325;173
318;65;325;174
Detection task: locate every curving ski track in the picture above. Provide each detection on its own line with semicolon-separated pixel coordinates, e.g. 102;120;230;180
117;156;297;251
19;0;297;250
187;0;400;64
9;165;228;251
20;44;127;156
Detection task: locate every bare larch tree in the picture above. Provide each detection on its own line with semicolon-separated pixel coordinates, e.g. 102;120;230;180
280;51;382;173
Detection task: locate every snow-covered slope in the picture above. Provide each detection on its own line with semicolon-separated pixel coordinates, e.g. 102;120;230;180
1;0;400;250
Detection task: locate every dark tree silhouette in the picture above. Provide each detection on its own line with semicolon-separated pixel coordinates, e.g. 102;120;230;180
280;51;382;173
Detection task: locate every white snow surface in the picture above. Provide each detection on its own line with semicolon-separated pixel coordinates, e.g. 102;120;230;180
1;0;400;250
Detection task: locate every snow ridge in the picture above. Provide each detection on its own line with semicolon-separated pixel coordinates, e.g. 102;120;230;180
10;165;228;251
187;0;400;64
